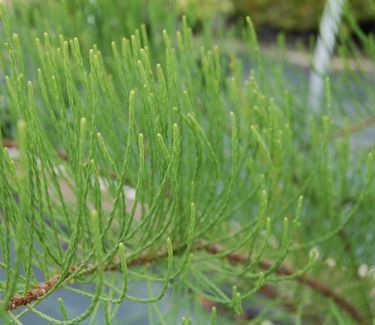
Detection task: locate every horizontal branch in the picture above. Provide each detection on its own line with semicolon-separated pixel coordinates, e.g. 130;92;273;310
203;244;369;324
199;285;324;324
336;115;375;138
1;139;369;323
6;242;369;324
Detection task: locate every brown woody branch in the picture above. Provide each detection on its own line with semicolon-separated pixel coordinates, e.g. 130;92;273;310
3;114;375;160
203;244;369;324
199;285;323;324
6;243;369;325
336;115;375;138
2;139;370;323
2;139;68;161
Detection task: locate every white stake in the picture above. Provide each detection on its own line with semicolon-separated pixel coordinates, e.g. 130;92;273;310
309;0;346;111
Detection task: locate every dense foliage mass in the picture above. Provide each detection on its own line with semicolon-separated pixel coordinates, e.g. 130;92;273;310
0;1;374;324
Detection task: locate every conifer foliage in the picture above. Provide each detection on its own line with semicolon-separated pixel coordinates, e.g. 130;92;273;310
0;1;374;324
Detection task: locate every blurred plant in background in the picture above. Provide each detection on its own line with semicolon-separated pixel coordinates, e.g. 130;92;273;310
177;0;233;20
232;0;375;31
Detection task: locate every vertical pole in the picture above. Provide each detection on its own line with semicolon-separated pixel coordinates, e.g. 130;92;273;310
308;0;346;111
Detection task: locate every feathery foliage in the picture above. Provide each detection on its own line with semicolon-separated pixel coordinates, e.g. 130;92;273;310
0;1;374;324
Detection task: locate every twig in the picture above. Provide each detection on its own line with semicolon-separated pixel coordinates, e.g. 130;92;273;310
1;140;369;323
6;242;369;324
2;139;68;161
7;275;59;311
336;115;375;138
199;285;323;324
203;243;369;324
6;251;166;312
3;114;375;159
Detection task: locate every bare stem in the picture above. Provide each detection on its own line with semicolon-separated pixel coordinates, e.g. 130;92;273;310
6;242;369;324
336;115;375;138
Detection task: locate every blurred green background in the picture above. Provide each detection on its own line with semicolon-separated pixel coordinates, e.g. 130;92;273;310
4;0;373;58
178;0;375;31
231;0;375;31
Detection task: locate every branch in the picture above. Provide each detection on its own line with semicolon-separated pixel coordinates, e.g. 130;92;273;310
2;138;68;161
6;243;369;324
336;115;375;138
203;244;369;324
199;285;324;324
1;139;369;323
